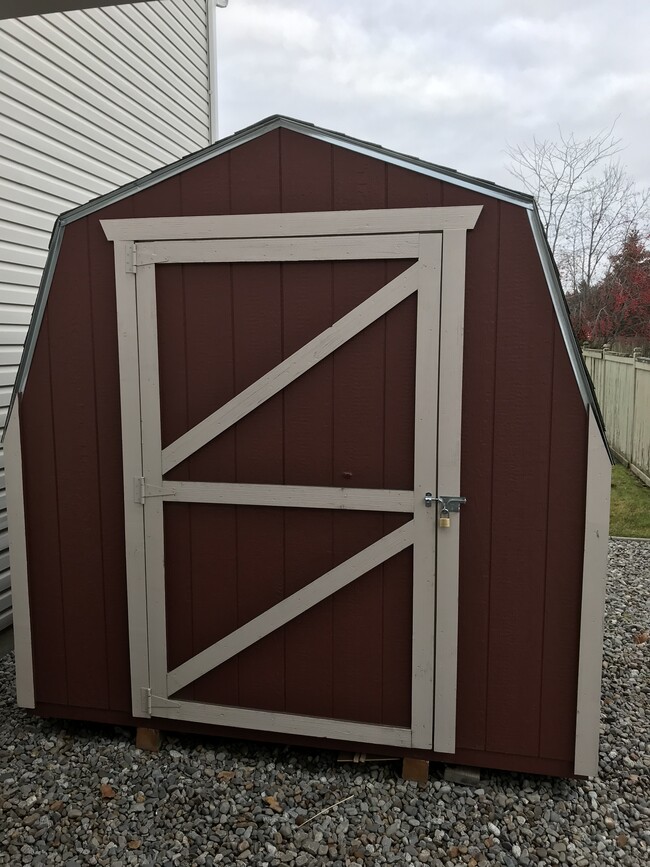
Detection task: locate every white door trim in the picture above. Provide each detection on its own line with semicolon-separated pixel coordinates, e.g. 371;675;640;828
136;234;421;265
135;263;169;705
157;481;414;512
102;205;482;242
410;232;442;749
107;207;478;750
150;696;413;748
113;241;149;717
434;229;469;753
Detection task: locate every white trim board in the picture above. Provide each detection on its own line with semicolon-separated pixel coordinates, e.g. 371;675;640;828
160;481;414;512
433;229;468;753
4;402;34;708
102;206;482;242
136;234;422;265
113;241;150;717
574;407;611;776
410;232;442;750
148;697;413;748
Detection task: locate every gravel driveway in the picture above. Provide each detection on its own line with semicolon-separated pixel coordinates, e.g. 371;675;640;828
1;539;648;867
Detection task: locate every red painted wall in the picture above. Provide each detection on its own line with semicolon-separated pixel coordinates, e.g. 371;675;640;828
19;128;587;776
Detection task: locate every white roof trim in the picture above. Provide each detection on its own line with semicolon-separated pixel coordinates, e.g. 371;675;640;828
1;1;149;19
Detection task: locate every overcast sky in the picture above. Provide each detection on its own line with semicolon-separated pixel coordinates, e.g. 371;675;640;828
215;0;650;193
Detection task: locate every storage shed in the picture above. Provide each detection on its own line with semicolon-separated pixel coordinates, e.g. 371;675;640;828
5;116;611;778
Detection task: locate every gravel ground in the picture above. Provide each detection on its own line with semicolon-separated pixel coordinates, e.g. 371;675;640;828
0;539;648;867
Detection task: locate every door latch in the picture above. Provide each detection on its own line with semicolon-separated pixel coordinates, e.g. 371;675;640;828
423;493;467;527
423;493;466;511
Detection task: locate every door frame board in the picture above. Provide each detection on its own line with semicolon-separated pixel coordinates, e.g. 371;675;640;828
102;205;482;242
107;206;480;749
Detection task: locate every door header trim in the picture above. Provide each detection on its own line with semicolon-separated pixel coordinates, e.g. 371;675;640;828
102;206;482;243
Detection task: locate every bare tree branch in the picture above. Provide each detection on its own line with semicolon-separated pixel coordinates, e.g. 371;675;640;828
505;122;649;293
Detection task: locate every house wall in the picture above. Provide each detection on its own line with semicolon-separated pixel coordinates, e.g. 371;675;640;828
0;0;212;628
18;129;589;776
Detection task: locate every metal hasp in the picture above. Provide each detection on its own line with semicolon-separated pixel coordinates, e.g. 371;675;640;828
437;495;467;513
423;493;467;512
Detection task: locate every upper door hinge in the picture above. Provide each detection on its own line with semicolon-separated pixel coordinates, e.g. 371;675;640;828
125;241;137;273
133;477;168;504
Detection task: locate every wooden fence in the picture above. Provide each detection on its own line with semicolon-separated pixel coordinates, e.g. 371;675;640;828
583;349;650;485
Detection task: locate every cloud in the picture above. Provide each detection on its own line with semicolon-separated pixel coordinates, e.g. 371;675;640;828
216;0;650;190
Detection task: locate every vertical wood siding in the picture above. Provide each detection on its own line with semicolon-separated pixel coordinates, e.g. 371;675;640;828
0;0;211;627
20;129;589;775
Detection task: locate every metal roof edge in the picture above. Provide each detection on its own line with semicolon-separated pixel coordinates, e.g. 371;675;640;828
3;217;66;442
275;116;536;208
526;206;612;461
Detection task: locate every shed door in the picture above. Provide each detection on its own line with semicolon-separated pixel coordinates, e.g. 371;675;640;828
113;209;472;752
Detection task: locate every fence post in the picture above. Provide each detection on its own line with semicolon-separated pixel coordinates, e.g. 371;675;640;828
602;346;610;435
630;348;642;470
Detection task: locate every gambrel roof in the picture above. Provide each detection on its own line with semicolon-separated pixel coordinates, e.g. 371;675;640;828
6;114;607;449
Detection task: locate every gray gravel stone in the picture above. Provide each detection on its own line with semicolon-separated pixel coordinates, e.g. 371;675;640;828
0;539;648;865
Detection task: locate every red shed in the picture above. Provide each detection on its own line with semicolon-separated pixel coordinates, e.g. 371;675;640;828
5;117;611;778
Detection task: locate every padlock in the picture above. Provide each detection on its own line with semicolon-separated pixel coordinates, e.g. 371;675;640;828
439;508;451;528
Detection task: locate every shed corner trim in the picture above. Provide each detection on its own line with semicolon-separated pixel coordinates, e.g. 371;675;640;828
4;401;35;709
574;407;611;776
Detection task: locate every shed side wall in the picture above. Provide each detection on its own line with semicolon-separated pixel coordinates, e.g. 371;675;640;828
19;129;589;775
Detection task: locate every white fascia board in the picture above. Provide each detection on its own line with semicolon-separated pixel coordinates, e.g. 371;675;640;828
1;2;150;19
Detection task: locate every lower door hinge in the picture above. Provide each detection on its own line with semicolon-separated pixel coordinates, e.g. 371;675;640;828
140;687;180;715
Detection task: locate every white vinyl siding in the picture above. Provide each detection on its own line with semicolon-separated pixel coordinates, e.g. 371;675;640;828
0;0;211;630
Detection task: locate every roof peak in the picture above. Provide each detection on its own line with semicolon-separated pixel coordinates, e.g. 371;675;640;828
58;114;534;228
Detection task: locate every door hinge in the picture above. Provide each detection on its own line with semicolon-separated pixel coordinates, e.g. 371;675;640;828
140;687;181;715
134;476;145;504
133;477;169;505
125;241;137;273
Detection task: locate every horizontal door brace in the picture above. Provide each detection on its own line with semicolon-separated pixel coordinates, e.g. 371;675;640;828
161;481;414;512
